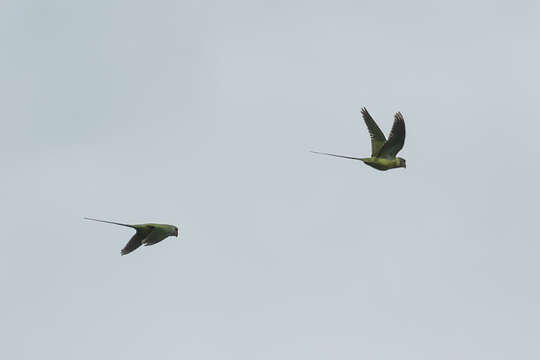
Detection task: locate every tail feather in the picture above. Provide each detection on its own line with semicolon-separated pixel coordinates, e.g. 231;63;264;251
310;151;365;161
84;217;134;228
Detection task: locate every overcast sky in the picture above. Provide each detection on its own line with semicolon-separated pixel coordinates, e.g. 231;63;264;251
2;1;540;359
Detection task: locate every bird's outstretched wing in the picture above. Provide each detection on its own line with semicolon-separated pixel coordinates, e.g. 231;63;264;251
377;112;405;159
361;107;386;157
121;227;154;255
310;151;364;161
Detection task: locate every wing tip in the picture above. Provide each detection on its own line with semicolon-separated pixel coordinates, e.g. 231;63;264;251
360;106;369;116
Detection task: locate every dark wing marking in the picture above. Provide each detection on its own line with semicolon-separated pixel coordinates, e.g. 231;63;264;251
377;112;406;159
361;107;386;156
310;150;364;161
121;227;153;256
142;227;170;246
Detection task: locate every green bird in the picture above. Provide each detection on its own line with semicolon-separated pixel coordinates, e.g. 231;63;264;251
311;107;406;171
84;217;179;255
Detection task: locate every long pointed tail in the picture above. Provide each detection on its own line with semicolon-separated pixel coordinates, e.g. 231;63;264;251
83;217;134;228
310;150;365;161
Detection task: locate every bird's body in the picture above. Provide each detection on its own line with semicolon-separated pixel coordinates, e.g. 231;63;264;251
312;107;407;171
360;157;404;171
84;217;179;255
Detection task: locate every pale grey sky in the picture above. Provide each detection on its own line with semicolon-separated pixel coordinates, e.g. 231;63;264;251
2;1;540;359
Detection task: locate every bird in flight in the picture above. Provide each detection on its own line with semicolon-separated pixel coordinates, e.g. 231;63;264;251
311;107;406;171
84;217;179;255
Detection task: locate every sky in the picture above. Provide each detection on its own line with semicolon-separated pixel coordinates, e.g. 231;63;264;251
2;0;540;359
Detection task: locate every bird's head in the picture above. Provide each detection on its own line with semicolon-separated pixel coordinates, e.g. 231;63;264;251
398;158;406;168
174;226;179;237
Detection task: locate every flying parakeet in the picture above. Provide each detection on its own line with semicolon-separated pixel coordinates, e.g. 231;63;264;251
312;107;406;171
84;217;179;255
